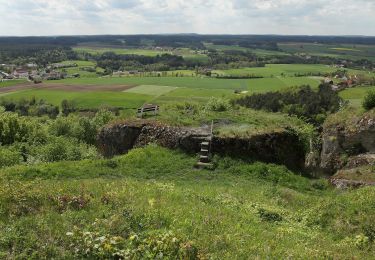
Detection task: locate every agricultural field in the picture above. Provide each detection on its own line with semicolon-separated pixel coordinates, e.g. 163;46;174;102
279;43;375;62
1;89;151;109
340;86;375;107
74;46;208;61
0;75;321;110
0;79;27;88
214;64;336;77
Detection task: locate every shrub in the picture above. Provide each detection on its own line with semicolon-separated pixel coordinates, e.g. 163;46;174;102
0;146;21;168
258;208;283;222
0;112;46;145
204;97;231;112
235;84;342;125
362;90;375;110
29;136;98;163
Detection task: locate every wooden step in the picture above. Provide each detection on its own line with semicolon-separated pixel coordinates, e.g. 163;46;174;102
201;142;209;146
200;149;209;153
195;162;214;169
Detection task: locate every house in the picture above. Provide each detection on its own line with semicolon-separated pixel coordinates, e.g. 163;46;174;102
0;71;10;78
12;69;29;78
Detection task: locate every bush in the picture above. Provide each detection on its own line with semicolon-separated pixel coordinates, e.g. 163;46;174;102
362;90;375;110
0;146;21;168
0;111;47;145
29;136;98;163
235;84;342;125
204;97;231;112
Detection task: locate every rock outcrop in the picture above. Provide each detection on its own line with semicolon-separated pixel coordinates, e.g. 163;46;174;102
318;109;375;188
320;111;375;174
97;120;306;171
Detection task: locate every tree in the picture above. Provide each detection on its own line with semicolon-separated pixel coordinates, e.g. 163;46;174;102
363;90;375;110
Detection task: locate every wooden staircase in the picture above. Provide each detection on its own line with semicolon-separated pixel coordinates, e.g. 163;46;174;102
195;121;214;169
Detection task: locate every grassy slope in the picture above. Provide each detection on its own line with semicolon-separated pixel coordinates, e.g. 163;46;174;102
339;86;375;107
0;145;374;259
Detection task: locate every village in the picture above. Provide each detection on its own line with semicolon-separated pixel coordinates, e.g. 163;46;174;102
0;62;80;83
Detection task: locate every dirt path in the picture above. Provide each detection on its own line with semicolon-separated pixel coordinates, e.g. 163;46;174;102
0;82;136;94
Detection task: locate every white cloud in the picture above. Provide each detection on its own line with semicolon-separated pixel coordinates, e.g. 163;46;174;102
0;0;374;35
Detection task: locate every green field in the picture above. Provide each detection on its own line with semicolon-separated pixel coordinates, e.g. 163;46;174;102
74;46;208;61
125;85;178;96
279;43;375;62
1;145;374;259
0;80;26;88
340;86;375;107
1;89;151;109
215;64;336;77
55;76;320;91
0;75;323;108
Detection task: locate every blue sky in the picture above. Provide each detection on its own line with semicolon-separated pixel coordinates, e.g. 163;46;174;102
0;0;374;36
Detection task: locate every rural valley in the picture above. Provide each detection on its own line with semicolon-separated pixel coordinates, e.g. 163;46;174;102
1;30;375;260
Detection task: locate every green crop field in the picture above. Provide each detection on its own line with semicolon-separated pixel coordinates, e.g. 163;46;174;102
340;86;375;107
279;43;375;62
1;89;151;109
214;64;336;77
124;85;178;96
55;76;320;91
0;80;27;88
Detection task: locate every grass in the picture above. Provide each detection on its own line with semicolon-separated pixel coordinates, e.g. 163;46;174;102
339;86;375;107
54;76;321;91
214;64;336;77
0;80;27;88
55;60;103;78
279;43;375;62
124;85;178;96
1;89;152;109
0;145;374;258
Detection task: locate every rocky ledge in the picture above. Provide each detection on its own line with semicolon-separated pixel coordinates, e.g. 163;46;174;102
97;120;306;171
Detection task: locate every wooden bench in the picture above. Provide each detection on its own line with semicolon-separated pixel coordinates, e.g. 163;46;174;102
137;104;159;118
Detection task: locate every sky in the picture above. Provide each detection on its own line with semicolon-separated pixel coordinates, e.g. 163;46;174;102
0;0;375;36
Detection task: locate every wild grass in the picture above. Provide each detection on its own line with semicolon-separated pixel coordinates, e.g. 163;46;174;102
0;145;374;259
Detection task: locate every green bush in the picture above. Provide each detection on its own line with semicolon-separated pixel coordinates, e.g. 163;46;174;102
0;146;21;168
362;90;375;110
29;136;98;163
204;97;231;112
0;111;47;145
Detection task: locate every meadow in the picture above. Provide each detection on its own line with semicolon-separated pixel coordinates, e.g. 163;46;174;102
279;43;375;62
0;145;374;259
339;86;375;107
